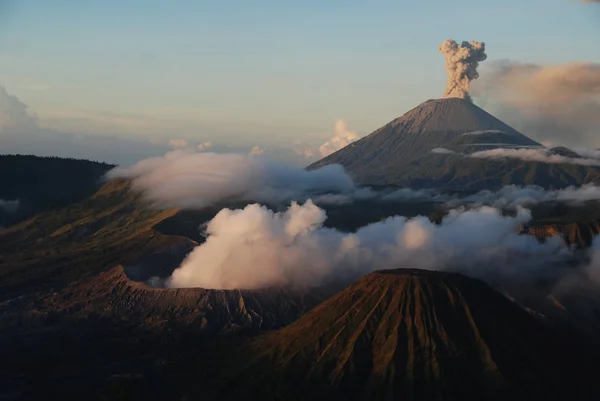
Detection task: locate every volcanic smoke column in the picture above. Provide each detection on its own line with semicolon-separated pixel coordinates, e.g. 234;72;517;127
438;39;487;102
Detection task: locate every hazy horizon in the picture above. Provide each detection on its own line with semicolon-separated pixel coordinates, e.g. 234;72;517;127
1;0;599;165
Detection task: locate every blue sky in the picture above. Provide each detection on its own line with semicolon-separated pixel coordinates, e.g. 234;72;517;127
0;0;598;162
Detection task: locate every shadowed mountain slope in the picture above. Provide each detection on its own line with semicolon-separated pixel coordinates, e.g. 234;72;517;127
309;98;600;190
0;178;335;399
213;269;597;401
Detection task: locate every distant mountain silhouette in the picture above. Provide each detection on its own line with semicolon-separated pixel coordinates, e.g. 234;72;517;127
309;98;600;190
0;154;114;227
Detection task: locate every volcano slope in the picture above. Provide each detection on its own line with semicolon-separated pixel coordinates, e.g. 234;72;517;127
309;98;600;190
0;178;330;399
200;269;598;401
3;165;600;399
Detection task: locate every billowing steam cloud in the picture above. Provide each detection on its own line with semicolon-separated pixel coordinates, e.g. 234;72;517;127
438;39;487;102
472;61;600;148
108;150;355;208
167;201;563;290
0;199;19;213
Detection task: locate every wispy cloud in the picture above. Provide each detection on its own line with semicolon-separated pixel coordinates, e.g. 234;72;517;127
319;120;360;157
430;147;455;154
249;145;265;156
462;129;504;136
168;138;189;149
197;141;213;152
470;147;600;166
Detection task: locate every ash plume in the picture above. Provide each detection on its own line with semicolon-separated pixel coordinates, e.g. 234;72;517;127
438;39;487;102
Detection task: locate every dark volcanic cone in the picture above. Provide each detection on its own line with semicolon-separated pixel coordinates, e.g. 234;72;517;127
214;269;596;401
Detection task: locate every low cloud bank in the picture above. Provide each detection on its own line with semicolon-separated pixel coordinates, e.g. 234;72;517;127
470;148;600;166
0;199;19;213
430;144;600;166
454;184;600;209
109;150;600;210
313;182;600;209
108;150;356;208
107;150;460;208
167;201;564;290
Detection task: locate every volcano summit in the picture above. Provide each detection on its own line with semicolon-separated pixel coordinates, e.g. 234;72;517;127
309;97;600;190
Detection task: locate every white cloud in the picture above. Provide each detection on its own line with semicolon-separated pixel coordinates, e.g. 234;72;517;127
470;147;600;166
430;147;455;154
107;150;355;209
319;120;360;157
249;145;265;156
455;184;600;208
168;138;189;149
167;201;563;290
197;141;213;152
541;140;554;148
573;148;600;160
293;140;317;159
